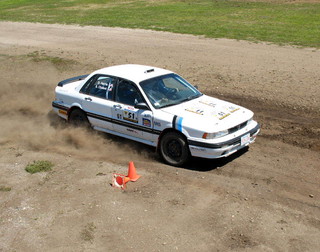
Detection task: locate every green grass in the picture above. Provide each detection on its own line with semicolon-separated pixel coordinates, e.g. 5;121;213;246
0;0;319;48
25;51;76;69
0;185;12;192
80;222;96;242
25;160;53;174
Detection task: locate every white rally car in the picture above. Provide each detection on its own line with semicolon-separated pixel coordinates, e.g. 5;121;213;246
52;64;260;166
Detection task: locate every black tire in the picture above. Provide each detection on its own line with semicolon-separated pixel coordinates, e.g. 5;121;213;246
69;109;90;128
159;131;190;166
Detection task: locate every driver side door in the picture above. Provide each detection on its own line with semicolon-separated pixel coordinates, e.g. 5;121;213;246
112;79;154;141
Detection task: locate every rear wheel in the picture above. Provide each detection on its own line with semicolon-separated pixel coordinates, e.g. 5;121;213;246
69;109;90;128
159;131;190;167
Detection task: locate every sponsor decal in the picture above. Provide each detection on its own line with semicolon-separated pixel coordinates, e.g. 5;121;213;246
212;106;240;120
199;100;217;108
154;121;161;127
213;111;230;120
218;112;231;120
190;146;207;152
228;106;240;113
185;107;204;115
126;128;138;134
142;118;151;127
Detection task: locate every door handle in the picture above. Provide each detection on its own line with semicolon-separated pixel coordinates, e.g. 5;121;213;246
113;104;122;109
85;97;92;101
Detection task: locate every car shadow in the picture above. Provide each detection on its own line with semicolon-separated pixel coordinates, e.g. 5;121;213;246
47;111;249;170
184;147;249;172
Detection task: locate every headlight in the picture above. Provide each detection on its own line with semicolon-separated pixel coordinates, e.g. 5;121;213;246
202;130;228;139
247;117;253;125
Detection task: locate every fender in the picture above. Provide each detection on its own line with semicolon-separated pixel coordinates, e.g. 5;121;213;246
67;103;84;116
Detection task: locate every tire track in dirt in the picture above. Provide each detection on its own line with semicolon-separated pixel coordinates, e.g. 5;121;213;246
209;92;320;152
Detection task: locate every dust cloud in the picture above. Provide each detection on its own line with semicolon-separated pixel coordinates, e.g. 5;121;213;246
0;56;155;163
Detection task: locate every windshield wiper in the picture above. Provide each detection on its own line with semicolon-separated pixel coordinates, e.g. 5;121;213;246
159;93;203;109
180;93;203;103
160;102;180;109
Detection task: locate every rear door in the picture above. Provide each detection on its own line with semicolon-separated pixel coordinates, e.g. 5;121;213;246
79;75;116;130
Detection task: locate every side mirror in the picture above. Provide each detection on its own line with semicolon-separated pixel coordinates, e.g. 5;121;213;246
194;85;199;90
135;102;150;110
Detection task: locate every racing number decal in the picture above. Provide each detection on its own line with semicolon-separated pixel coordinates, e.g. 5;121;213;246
228;106;240;113
123;110;138;123
218;111;230;120
214;106;240;120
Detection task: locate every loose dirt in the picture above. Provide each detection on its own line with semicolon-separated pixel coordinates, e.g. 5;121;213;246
0;22;319;251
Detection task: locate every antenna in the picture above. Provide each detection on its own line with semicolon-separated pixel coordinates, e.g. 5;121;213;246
144;68;154;73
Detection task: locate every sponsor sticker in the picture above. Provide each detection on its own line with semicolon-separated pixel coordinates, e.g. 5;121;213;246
185;107;204;115
190;146;207;152
154;121;161;127
199;100;217;108
218;112;231;120
142;118;151;127
228;106;240;113
126;128;138;134
212;111;231;120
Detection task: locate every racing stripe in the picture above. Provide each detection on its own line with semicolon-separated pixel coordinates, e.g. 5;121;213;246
86;111;161;135
53;102;162;135
172;115;177;129
52;101;68;111
172;115;183;132
177;117;183;132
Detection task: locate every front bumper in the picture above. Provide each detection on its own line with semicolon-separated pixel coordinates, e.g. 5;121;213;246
188;123;260;159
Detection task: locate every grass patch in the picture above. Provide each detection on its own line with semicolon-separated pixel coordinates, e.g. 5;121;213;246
0;0;319;48
0;185;12;192
80;222;96;242
25;51;76;70
25;160;53;174
0;51;76;70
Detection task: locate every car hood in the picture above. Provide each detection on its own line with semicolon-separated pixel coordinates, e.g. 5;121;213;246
161;95;253;131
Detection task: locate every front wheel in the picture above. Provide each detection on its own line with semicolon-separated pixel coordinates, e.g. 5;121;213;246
159;132;190;167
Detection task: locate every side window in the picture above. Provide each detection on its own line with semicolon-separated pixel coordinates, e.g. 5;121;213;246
81;75;116;100
115;80;144;106
80;75;96;94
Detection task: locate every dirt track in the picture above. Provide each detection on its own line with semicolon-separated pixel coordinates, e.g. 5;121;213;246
0;22;319;251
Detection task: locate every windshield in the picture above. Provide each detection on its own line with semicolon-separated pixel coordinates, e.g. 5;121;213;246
140;73;202;109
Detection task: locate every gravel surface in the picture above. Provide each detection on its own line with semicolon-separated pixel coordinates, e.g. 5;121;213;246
0;21;319;251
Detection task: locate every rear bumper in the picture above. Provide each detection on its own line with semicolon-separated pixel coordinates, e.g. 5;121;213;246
188;123;260;159
52;101;69;120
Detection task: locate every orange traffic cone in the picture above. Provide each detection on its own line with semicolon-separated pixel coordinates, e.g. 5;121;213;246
112;173;130;189
126;161;141;182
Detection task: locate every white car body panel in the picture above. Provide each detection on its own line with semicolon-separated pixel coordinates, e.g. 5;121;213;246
52;64;260;162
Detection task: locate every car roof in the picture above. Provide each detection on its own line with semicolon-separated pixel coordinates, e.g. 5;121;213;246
92;64;173;83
